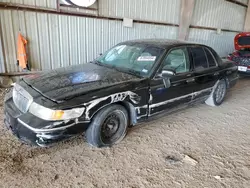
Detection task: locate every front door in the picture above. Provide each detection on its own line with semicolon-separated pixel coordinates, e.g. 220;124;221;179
149;47;196;116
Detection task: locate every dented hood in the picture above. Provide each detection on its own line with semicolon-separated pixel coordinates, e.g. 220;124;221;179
23;63;140;102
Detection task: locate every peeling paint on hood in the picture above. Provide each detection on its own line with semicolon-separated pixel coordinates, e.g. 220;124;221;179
22;63;141;102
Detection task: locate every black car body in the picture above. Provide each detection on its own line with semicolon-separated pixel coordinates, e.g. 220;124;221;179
4;39;238;147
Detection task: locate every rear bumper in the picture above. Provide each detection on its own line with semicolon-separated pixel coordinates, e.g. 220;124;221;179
238;70;250;76
4;96;90;147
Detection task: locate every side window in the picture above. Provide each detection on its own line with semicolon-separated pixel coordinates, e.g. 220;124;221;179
204;48;217;67
190;47;208;70
208;48;222;65
161;48;190;74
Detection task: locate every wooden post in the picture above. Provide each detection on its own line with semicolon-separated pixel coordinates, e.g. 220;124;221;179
244;1;250;32
178;0;196;40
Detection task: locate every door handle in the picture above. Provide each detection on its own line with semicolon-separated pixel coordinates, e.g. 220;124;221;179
186;78;195;83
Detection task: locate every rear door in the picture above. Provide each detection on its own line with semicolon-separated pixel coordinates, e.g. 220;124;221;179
189;46;220;101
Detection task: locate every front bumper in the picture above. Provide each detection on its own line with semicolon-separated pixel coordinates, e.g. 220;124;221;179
4;96;90;147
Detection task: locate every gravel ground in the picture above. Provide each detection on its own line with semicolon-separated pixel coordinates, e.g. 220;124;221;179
0;88;9;106
1;78;250;188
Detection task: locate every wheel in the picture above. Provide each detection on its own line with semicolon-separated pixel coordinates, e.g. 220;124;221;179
86;104;128;148
205;79;227;106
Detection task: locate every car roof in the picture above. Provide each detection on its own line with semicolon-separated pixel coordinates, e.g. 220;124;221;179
120;39;202;49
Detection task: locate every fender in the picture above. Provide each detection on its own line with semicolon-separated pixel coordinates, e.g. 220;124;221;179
83;91;141;122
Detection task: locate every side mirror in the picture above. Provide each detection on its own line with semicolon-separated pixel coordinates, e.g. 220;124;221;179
161;69;175;78
161;69;175;88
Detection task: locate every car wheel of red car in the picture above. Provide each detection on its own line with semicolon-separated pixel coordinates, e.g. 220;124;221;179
86;104;129;148
206;79;227;106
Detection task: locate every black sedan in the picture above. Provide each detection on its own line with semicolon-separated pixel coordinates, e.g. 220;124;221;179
4;39;238;147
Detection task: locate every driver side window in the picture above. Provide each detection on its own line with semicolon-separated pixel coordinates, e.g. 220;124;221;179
161;48;190;74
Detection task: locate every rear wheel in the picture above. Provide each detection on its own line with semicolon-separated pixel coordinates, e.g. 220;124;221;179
86;104;128;148
205;79;227;106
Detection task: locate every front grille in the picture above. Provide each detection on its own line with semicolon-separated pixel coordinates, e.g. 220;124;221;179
232;56;250;66
13;84;33;113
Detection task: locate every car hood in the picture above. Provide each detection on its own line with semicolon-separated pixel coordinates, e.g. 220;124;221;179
23;63;141;102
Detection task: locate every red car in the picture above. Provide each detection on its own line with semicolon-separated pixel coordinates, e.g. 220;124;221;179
228;32;250;75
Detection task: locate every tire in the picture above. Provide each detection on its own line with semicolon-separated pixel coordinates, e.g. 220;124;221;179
86;104;129;148
205;79;227;106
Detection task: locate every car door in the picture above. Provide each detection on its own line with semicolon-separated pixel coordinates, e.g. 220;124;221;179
149;47;197;116
189;46;220;101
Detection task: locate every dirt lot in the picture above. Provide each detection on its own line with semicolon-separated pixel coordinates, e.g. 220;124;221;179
1;79;250;188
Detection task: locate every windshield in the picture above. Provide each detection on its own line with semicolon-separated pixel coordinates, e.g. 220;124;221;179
96;44;164;77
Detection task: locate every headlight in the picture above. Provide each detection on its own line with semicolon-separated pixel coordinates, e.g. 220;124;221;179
29;102;85;121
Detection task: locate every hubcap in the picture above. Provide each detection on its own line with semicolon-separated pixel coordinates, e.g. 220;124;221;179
101;113;120;141
215;82;226;103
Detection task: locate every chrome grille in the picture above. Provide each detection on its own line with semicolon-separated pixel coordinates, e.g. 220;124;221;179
232;56;250;66
13;84;33;113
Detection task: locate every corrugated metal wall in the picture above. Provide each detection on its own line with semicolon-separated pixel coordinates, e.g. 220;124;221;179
0;0;57;9
0;10;178;73
0;24;5;73
99;0;181;24
188;29;237;57
192;0;247;31
189;0;247;57
0;0;248;73
238;0;248;4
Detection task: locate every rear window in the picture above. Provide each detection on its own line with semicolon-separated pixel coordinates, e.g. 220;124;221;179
238;36;250;46
190;47;208;70
204;48;217;67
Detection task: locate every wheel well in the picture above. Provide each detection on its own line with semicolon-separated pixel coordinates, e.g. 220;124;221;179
114;101;137;127
89;101;137;127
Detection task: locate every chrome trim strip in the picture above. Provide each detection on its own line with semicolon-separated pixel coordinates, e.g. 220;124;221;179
17;119;80;133
149;87;213;108
135;87;213;119
137;114;148;119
